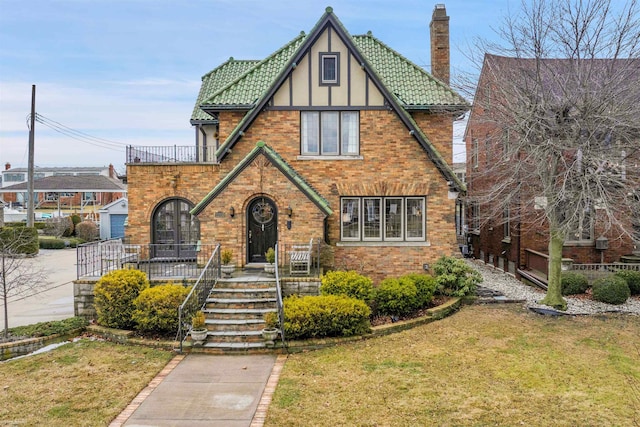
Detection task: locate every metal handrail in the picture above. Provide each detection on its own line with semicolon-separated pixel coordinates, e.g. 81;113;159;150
274;242;287;349
176;244;221;353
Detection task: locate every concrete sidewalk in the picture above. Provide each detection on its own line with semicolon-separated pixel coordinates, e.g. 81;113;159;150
111;354;286;427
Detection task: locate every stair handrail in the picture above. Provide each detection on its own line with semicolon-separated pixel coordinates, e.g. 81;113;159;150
176;243;221;353
274;242;286;349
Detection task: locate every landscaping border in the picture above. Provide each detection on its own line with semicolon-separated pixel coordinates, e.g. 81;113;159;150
0;328;85;361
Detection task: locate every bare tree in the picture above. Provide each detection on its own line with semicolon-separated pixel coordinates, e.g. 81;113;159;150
1;227;48;338
459;0;640;309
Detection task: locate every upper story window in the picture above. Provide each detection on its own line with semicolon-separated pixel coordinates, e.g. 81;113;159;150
4;173;25;182
301;111;359;156
320;53;339;85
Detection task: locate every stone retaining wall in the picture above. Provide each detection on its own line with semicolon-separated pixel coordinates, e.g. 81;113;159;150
0;329;83;361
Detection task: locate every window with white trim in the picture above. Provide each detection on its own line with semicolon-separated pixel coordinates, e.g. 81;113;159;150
320;53;339;84
301;111;359;156
340;197;425;242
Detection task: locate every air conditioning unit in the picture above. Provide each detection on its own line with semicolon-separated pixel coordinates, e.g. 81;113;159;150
595;236;609;250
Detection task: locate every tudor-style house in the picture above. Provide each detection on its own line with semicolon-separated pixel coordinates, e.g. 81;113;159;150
125;5;468;280
465;54;640;279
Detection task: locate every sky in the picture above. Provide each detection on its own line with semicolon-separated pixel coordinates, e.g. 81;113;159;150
0;0;518;173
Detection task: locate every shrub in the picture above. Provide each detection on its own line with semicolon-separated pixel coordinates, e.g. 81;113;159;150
265;247;276;264
592;276;630;305
614;270;640;295
39;238;66;249
66;237;85;248
61;216;75;237
282;295;371;339
320;270;374;301
0;227;39;255
221;249;233;265
374;277;420;316
9;317;88;338
43;217;72;237
132;283;191;334
432;256;483;297
561;271;590;295
94;269;150;329
402;273;438;308
75;221;98;241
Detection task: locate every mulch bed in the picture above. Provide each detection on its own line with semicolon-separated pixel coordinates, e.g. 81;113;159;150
370;296;449;327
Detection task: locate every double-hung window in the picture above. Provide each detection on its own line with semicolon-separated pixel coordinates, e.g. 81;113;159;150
341;197;426;242
301;111;359;156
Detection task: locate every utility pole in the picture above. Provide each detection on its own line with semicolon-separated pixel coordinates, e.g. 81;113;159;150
27;85;35;227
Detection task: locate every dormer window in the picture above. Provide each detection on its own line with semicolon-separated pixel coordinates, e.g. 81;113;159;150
320;53;339;85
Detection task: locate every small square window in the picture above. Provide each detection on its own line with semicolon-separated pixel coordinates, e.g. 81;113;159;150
320;53;339;85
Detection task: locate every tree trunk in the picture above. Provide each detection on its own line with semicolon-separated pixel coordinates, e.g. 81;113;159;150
539;228;567;310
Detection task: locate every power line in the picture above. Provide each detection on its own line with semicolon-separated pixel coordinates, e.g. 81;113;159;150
31;113;130;151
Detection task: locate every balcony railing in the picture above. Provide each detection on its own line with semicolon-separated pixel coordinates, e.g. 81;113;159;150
127;145;216;164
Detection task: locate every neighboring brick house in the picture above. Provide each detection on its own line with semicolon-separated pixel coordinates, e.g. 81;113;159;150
0;164;125;210
465;54;640;277
126;6;468;280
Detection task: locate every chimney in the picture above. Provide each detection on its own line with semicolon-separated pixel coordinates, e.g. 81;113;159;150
430;4;450;85
4;162;10;171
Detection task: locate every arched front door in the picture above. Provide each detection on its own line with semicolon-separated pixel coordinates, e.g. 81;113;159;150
247;197;277;263
152;198;200;259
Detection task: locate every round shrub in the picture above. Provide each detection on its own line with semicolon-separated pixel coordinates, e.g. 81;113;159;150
320;270;374;301
592;276;630;305
94;269;150;329
561;271;589;295
432;256;483;297
374;277;420;316
132;283;191;334
402;273;438;308
75;221;98;241
614;270;640;295
0;226;39;255
282;295;371;339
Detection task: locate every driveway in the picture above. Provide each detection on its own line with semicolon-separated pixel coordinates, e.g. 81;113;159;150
1;248;77;330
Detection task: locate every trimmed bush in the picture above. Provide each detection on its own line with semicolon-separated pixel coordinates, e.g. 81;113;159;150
402;273;438;308
282;295;371;339
432;256;483;297
75;221;98;241
320;270;374;301
374;277;420;316
561;272;590;295
0;226;39;255
94;269;150;329
132;283;191;334
614;270;640;295
39;238;66;249
592;276;630;305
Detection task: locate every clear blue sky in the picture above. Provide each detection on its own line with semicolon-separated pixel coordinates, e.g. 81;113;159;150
0;0;516;172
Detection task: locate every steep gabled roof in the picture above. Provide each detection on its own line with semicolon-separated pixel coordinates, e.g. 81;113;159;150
190;141;332;217
195;7;468;192
190;58;261;123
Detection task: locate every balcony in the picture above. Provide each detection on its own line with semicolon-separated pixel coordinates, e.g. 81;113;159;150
127;145;216;164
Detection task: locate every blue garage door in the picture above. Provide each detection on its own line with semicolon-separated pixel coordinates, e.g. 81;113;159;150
110;214;127;239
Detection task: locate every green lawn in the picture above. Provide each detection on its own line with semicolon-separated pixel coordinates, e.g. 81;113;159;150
0;339;173;426
266;304;640;426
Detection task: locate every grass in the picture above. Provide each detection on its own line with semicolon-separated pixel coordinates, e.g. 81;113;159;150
0;339;173;426
266;304;640;426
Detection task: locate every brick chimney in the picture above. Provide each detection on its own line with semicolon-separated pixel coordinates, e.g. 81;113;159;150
430;4;450;85
4;162;10;171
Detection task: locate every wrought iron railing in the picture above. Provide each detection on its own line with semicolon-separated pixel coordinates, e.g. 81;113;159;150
77;241;218;280
127;145;216;164
274;242;286;349
176;244;221;353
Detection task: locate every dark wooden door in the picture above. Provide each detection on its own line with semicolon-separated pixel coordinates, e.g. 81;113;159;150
247;197;277;263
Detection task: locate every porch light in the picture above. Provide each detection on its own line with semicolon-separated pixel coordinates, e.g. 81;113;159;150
286;206;293;217
229;206;235;218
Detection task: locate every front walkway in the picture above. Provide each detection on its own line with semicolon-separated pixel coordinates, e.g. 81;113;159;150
111;354;286;427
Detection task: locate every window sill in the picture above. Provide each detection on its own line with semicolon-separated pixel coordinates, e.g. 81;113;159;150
297;155;363;161
337;241;431;247
563;241;594;247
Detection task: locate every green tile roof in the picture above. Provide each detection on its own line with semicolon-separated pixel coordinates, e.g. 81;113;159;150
191;59;261;122
191;141;333;217
352;34;467;109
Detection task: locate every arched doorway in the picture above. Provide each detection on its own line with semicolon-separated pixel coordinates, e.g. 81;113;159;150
152;198;200;258
247;196;277;263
